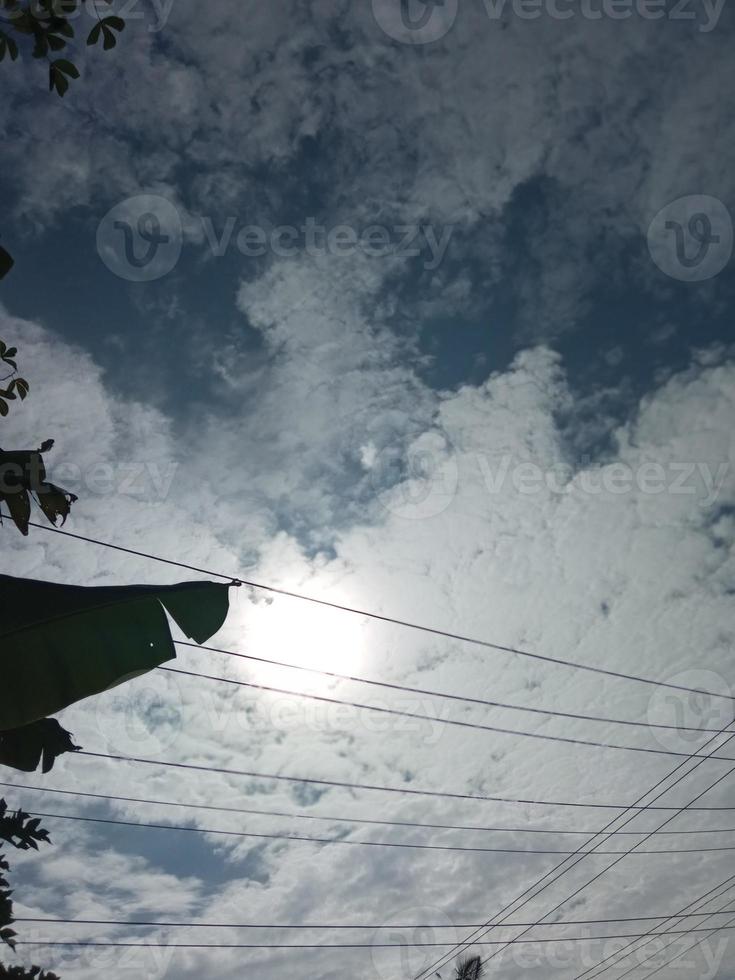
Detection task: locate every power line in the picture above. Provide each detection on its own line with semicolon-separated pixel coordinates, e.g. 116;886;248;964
6;781;734;836
42;749;735;974
616;896;735;980
28;809;735;857
73;751;735;812
574;876;735;980
14;925;735;950
16;910;735;930
419;704;735;975
473;731;735;978
416;720;735;978
638;908;735;980
18;517;735;703
163;665;735;763
608;882;735;980
179;640;724;736
8;519;735;971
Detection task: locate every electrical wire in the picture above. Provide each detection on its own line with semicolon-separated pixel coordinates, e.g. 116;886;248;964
73;750;735;812
5;781;734;836
14;516;735;703
470;732;735;977
15;910;735;930
7;517;735;974
574;875;735;980
416;720;735;978
13;925;735;951
162;665;735;762
178;640;724;736
638;909;735;980
27;808;735;857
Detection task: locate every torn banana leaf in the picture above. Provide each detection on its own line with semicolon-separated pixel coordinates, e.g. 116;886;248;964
0;574;232;731
0;719;80;774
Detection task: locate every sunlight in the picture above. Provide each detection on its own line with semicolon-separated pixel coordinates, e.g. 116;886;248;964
241;591;368;695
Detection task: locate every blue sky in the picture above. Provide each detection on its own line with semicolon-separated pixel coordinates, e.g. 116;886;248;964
1;1;735;978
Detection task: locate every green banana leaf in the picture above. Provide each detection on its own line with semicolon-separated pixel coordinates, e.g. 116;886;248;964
0;573;231;731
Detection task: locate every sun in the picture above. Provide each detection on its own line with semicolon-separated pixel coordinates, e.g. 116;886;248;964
239;591;368;696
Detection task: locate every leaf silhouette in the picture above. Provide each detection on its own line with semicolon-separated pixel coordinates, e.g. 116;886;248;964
35;481;77;528
0;574;232;729
1;486;30;535
12;379;28;400
455;956;484;979
0;246;12;280
0;719;80;774
48;58;79;96
0;449;76;535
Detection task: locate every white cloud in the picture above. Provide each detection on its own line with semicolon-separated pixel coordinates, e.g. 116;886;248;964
2;1;732;337
2;309;733;977
1;4;734;976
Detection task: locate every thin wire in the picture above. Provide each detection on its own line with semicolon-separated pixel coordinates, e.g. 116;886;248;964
180;640;724;735
28;809;735;857
11;518;735;971
615;888;735;980
638;909;735;980
6;781;734;835
14;926;735;950
163;665;735;763
573;875;735;978
16;910;735;930
475;734;735;976
73;751;735;811
16;517;735;703
417;719;735;979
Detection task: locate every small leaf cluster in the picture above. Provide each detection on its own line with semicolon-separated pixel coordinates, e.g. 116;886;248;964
0;967;60;978
0;444;78;535
0;855;59;975
0;801;51;953
0;341;29;419
0;801;51;852
0;853;14;950
437;957;485;980
86;10;122;49
0;0;125;97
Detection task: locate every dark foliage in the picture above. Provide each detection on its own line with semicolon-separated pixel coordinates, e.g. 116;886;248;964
0;803;58;977
455;956;484;979
0;720;81;774
0;0;124;96
0;1;128;277
0;964;60;978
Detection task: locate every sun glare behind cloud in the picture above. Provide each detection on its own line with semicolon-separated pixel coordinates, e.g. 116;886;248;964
237;590;369;697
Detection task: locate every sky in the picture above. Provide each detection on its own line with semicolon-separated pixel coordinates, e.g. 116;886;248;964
0;1;734;978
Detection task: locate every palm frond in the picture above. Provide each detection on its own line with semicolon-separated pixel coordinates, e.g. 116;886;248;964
455;955;484;979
